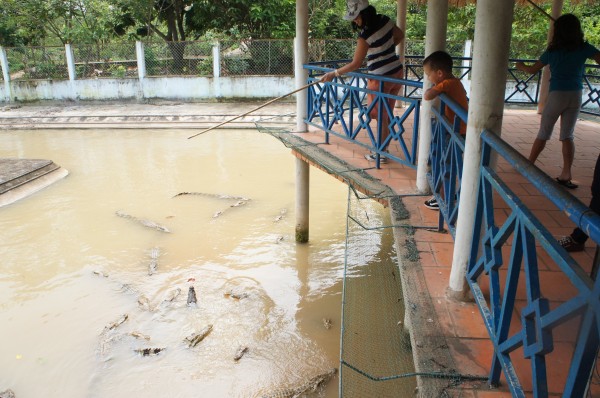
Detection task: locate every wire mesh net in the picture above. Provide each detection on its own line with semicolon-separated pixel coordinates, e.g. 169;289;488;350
255;124;490;397
144;40;213;77
220;39;294;76
72;42;137;79
5;46;68;81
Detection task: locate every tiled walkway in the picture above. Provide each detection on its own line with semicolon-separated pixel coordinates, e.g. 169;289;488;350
296;108;600;397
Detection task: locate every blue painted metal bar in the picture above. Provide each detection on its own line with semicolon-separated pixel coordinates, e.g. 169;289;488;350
403;55;600;116
467;129;600;397
304;63;422;169
425;93;468;237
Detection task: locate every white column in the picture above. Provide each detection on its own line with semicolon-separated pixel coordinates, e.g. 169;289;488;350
462;40;472;83
396;0;407;61
415;0;449;193
537;0;563;114
65;44;76;81
295;0;310;244
212;42;221;78
135;41;146;80
448;0;515;299
0;47;11;102
295;157;310;243
295;0;309;132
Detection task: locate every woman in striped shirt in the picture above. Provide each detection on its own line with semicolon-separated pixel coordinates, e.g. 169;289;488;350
321;0;404;163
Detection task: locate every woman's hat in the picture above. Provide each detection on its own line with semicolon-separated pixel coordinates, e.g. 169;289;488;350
344;0;369;21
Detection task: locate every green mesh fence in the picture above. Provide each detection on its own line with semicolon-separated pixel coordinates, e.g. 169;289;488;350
255;123;489;397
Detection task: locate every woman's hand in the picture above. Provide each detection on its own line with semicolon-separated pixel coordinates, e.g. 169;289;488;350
320;71;336;82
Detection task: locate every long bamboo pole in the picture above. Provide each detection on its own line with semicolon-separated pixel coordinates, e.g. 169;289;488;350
524;0;555;21
187;80;320;139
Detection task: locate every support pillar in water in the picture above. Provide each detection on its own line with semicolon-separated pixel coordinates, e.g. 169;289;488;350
295;157;309;243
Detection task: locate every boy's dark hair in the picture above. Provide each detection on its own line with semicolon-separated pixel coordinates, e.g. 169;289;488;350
423;51;453;73
549;13;584;52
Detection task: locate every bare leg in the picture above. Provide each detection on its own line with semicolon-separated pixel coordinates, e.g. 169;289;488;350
558;138;575;181
529;138;547;164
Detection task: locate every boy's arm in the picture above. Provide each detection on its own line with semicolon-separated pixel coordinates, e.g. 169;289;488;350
423;87;441;101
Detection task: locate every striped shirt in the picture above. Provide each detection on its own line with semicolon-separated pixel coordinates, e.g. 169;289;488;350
359;15;403;76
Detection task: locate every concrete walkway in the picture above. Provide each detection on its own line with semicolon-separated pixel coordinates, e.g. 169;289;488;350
2;101;599;396
295;107;600;397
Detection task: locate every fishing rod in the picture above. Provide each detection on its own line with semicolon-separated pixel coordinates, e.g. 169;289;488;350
524;0;555;21
187;80;320;139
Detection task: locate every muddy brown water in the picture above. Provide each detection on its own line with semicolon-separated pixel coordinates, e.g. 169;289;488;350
0;128;394;397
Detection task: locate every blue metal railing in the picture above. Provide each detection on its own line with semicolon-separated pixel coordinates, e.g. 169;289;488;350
403;55;600;116
305;62;422;169
426;94;468;237
468;130;600;397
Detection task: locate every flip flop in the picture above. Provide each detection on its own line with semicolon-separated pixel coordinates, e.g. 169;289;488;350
555;177;578;189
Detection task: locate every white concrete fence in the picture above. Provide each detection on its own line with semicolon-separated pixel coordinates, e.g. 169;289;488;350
0;41;295;102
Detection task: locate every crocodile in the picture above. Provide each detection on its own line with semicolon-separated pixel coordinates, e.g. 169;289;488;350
233;346;249;361
187;286;197;306
104;314;128;332
258;368;337;398
173;192;249;201
134;347;165;356
148;247;160;275
115;210;170;233
185;324;213;348
162;288;181;303
0;389;15;398
273;208;288;223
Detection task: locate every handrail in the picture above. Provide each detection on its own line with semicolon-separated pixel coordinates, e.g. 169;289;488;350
467;128;600;397
304;63;422;169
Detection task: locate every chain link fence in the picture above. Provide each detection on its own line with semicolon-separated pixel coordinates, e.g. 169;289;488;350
144;40;214;77
220;39;294;76
4;46;68;81
0;38;544;83
72;42;137;79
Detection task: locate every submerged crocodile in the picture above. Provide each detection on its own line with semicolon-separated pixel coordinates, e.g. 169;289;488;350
104;314;128;332
233;346;249;361
173;192;250;201
134;347;165;356
258;368;337;398
148;247;160;275
0;389;15;398
115;210;170;233
185;324;213;347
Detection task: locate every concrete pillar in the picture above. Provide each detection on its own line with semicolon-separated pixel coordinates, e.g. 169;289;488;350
295;0;309;132
65;44;76;81
0;47;11;102
415;0;449;193
537;0;563;114
295;157;310;243
462;40;472;82
396;0;407;62
448;0;515;299
135;41;146;80
212;42;221;78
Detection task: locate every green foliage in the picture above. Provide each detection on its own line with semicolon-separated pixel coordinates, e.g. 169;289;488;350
109;64;127;78
197;57;213;76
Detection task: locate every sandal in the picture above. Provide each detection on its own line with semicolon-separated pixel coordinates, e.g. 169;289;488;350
555;178;578;189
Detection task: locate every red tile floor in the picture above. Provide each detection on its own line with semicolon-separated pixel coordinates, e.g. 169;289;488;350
294;108;600;397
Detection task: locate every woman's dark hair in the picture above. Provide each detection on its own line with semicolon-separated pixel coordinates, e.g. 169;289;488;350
548;13;584;52
352;5;377;30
